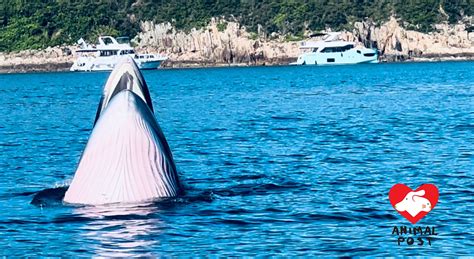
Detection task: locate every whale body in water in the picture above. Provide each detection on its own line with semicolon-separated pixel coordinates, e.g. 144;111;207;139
63;58;181;205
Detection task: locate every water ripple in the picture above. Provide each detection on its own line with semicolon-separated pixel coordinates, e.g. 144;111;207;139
0;63;473;256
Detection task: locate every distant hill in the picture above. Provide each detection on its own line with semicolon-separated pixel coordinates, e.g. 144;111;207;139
1;0;473;52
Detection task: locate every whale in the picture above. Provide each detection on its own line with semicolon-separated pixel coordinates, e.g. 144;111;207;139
63;57;181;205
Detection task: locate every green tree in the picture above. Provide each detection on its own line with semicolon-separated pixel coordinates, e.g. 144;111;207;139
0;0;472;52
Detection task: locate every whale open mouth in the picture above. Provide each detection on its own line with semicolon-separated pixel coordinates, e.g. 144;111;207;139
94;58;154;125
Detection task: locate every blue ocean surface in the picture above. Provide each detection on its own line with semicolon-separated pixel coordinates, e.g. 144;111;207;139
0;62;473;256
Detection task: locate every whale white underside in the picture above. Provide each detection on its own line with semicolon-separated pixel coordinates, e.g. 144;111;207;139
64;57;181;205
64;89;180;205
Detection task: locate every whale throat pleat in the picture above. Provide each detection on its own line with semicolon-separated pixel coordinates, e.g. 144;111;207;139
64;91;179;205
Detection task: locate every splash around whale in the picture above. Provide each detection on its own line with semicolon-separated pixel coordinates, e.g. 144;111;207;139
62;57;182;205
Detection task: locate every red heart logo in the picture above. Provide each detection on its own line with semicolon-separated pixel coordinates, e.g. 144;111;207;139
389;184;439;224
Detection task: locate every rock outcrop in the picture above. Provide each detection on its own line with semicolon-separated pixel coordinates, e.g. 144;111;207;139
0;17;473;72
135;19;299;67
341;17;474;61
136;17;474;66
0;46;74;73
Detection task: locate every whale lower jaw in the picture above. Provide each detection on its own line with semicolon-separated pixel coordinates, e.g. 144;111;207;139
63;90;180;205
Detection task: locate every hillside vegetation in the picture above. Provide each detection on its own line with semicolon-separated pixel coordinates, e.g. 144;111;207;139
0;0;473;52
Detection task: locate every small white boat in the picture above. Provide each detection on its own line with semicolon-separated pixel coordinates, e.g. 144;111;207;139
290;32;378;66
70;36;167;71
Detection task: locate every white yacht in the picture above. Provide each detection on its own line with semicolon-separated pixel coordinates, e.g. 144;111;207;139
291;32;378;65
70;36;167;71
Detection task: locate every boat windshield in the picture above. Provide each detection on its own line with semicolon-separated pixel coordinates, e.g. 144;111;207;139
320;44;354;53
102;37;114;45
116;37;130;44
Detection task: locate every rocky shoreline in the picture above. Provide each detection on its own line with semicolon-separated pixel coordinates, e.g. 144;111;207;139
1;54;473;74
2;57;474;74
0;62;72;73
1;17;473;74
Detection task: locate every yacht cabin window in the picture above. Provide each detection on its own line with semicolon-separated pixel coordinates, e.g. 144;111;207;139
320;44;354;53
119;49;135;55
99;50;118;56
116;37;131;44
102;38;114;45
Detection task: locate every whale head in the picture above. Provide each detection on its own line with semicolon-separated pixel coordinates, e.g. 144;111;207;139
64;57;181;205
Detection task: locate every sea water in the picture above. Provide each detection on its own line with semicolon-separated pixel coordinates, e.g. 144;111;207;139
0;62;473;256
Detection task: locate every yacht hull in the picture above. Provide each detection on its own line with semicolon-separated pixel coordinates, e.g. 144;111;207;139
70;58;164;72
294;49;379;66
137;60;163;70
70;36;167;72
